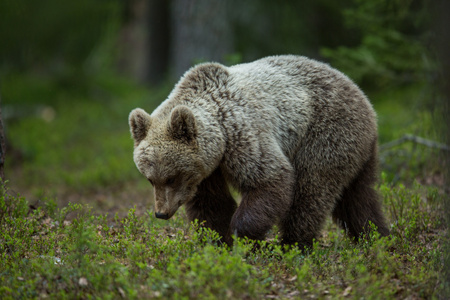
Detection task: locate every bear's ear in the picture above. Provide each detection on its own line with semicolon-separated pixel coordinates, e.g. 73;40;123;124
168;106;197;144
129;108;152;145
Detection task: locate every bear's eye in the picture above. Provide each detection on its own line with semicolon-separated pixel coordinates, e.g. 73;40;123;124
165;177;176;185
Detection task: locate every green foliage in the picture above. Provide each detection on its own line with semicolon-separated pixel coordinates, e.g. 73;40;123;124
321;0;434;89
232;0;355;60
0;0;120;72
151;243;269;299
3;73;171;193
373;85;444;183
0;180;446;299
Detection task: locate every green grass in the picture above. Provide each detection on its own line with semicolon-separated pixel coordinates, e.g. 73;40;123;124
1;73;448;298
4;73;164;190
372;84;446;184
0;180;447;299
4;73;173;212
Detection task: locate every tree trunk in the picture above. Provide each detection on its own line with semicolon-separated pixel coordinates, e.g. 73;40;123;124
0;91;5;181
433;0;450;295
170;0;233;78
117;0;170;84
147;0;170;84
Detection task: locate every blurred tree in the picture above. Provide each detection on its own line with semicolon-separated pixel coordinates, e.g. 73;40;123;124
170;0;233;78
320;0;434;89
0;0;119;84
231;0;355;61
433;6;450;292
147;0;170;83
118;0;151;82
118;0;170;84
0;93;4;181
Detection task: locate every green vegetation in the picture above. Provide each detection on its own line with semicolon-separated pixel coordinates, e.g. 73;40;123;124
321;0;434;90
4;74;154;190
0;176;447;299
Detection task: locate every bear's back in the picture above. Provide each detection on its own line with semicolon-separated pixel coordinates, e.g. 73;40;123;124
227;55;371;112
224;55;377;168
226;56;374;150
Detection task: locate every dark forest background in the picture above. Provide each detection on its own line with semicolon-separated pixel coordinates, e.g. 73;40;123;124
0;0;440;87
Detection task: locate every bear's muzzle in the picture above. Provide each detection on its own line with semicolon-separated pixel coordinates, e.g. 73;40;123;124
155;212;170;220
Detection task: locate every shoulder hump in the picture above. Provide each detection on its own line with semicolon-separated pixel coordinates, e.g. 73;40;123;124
179;63;229;92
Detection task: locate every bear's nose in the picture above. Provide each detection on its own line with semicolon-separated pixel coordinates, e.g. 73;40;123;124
155;212;169;220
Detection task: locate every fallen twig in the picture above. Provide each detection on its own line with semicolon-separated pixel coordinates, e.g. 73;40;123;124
380;134;450;152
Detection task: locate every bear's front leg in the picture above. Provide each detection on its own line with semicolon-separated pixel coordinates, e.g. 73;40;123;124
229;167;294;241
185;168;237;245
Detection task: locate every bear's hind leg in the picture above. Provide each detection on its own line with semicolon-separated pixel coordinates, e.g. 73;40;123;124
185;168;237;245
280;179;335;250
332;152;389;239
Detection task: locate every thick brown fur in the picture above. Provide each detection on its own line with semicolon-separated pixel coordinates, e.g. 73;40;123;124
129;55;389;248
331;141;390;239
184;168;237;245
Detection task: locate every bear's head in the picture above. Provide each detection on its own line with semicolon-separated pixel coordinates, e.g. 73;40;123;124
129;106;207;219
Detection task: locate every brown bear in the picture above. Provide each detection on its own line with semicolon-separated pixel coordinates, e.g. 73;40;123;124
129;55;389;248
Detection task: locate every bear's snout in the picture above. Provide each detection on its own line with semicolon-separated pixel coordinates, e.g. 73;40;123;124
155;212;170;220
